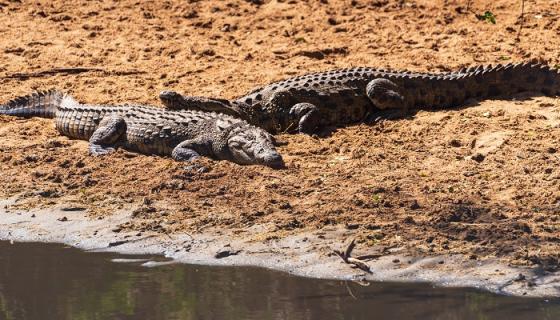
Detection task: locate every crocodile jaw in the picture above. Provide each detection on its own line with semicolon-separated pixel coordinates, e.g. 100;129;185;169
227;127;284;168
254;147;284;168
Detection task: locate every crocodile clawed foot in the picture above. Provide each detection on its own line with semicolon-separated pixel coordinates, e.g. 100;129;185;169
172;148;201;162
366;108;407;124
88;116;126;156
89;144;116;156
183;162;209;173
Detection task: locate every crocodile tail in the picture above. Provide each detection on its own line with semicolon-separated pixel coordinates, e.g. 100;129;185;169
0;89;67;118
461;62;560;97
406;62;560;110
531;63;560;96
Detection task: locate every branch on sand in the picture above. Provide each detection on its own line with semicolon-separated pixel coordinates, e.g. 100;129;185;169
516;0;526;41
333;238;374;274
6;67;146;79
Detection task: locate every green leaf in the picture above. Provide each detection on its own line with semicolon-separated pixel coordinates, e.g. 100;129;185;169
476;11;496;24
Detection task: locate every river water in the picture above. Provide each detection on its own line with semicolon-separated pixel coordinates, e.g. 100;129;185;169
0;241;558;320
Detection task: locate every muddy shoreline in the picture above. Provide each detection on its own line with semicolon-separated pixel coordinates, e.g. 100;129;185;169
1;197;558;298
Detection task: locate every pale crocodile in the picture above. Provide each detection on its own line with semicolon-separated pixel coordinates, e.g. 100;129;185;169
0;90;284;168
160;62;560;134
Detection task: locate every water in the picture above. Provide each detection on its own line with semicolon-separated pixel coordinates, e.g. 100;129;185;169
0;241;558;320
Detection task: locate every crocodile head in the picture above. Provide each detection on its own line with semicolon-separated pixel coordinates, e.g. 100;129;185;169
159;90;241;117
159;90;184;110
225;124;284;168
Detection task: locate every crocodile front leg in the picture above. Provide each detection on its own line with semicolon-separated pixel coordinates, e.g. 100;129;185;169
366;78;406;112
264;90;322;134
171;137;212;162
89;116;126;155
289;103;321;134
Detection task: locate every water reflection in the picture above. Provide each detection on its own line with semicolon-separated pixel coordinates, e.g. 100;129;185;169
0;241;558;320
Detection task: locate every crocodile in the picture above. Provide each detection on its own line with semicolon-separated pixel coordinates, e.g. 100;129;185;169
0;90;284;168
159;62;560;134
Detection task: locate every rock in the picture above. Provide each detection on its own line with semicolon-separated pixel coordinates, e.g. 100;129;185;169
471;131;509;156
402;216;416;224
215;245;241;259
36;190;57;198
24;154;39;162
108;240;129;247
471;153;485;162
279;201;292;210
449;139;462;147
345;223;360;230
61;207;86;212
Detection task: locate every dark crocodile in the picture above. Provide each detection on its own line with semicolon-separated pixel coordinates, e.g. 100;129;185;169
0;90;284;168
160;62;560;134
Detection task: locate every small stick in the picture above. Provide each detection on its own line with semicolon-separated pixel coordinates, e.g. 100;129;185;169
6;67;102;79
334;238;373;274
516;0;526;42
6;68;146;79
355;253;383;261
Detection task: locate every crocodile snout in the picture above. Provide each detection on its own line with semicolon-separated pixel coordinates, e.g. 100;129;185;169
256;149;284;169
158;91;184;110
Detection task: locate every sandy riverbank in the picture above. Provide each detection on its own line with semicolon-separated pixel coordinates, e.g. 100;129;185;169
1;198;558;297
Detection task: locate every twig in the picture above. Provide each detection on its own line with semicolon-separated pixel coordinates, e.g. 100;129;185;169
516;0;525;42
333;238;373;274
344;238;356;259
355;253;383;261
347;257;371;272
111;70;147;76
6;67;102;79
5;67;146;79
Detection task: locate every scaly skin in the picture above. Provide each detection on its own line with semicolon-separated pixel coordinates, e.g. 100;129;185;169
0;90;284;168
160;62;560;134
